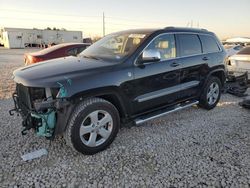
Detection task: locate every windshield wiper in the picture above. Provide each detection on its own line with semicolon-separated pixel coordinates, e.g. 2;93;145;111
83;55;101;60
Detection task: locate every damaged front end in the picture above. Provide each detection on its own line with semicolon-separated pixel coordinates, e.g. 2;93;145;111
9;83;71;138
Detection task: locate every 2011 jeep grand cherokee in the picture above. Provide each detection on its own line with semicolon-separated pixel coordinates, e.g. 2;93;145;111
10;27;227;155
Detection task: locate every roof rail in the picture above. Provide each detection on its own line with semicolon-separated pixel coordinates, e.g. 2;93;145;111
164;26;175;30
164;26;208;32
201;28;208;31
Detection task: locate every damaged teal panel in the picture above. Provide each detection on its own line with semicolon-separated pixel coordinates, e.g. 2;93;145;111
31;110;56;137
57;77;72;98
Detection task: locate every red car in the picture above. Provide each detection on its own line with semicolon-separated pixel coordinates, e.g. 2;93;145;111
24;43;90;65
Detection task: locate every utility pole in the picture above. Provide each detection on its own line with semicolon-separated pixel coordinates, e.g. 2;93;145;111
103;12;105;37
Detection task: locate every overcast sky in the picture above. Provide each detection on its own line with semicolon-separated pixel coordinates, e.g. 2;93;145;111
0;0;249;39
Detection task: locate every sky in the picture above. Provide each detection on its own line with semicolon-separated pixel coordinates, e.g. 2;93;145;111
0;0;249;39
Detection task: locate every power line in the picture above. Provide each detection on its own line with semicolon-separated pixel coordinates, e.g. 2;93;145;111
0;8;101;19
0;8;170;26
0;10;180;36
0;17;102;25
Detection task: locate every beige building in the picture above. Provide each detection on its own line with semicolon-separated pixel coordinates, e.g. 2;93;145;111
0;27;83;49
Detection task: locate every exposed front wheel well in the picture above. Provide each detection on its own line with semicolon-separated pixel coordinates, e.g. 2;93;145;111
96;94;127;120
70;93;128;121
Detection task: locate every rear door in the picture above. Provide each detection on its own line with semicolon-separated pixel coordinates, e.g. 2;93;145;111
176;34;208;100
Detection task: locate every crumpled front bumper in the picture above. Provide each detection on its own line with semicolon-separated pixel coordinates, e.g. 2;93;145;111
9;89;71;138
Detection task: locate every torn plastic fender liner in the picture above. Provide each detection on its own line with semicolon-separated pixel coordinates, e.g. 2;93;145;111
57;76;72;98
32;98;71;137
31;110;56;137
33;79;72;137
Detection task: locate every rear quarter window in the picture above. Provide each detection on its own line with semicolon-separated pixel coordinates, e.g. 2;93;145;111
177;34;202;57
199;35;220;53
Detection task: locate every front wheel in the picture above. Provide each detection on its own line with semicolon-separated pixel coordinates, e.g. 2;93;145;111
64;98;120;155
199;76;222;110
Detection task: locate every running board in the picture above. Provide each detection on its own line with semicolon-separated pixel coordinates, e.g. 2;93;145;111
135;100;199;125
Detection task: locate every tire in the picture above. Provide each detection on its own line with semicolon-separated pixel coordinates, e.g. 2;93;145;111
64;97;120;155
199;76;222;110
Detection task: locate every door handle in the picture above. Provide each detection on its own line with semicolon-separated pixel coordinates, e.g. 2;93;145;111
170;62;180;67
202;57;209;61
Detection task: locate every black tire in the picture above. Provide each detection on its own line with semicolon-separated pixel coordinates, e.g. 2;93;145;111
64;97;120;155
199;76;222;110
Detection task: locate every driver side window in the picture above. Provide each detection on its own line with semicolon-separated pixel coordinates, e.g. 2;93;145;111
145;34;176;61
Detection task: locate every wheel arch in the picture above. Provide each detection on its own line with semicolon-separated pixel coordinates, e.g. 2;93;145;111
69;86;129;120
209;69;226;86
199;68;226;98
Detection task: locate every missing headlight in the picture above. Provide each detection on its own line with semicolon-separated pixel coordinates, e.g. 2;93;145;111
29;87;46;106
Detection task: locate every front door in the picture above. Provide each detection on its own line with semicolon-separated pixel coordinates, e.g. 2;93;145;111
131;33;181;115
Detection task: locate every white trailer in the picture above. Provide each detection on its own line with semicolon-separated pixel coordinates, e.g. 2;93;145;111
0;27;83;49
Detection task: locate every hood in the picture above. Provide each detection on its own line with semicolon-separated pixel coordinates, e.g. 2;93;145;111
13;56;114;87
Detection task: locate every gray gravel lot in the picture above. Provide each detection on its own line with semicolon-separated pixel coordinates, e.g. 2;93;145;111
0;47;38;99
0;48;250;187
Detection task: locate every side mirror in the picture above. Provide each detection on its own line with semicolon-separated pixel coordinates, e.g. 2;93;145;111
139;49;161;63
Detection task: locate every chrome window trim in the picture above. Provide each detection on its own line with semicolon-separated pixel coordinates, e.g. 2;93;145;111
134;32;222;66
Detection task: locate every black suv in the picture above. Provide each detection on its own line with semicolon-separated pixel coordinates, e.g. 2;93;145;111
10;27;227;154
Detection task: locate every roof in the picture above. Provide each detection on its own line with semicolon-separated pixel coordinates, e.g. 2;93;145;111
164;27;211;34
32;43;90;55
111;27;212;35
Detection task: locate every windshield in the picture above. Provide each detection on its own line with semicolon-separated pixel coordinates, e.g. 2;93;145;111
80;33;148;62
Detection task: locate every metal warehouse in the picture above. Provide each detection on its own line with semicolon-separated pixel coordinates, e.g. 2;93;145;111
0;27;83;49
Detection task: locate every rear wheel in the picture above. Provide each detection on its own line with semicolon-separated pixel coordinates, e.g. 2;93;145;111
65;97;120;155
199;76;222;110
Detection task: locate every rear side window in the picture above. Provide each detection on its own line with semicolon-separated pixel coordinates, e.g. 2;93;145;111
177;34;202;57
199;35;220;53
67;48;78;56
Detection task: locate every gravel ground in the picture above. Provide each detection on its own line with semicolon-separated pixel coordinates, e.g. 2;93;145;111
0;92;250;187
0;48;250;187
0;47;38;99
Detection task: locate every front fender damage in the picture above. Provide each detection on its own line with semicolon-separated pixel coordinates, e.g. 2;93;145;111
32;99;71;137
9;77;73;139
